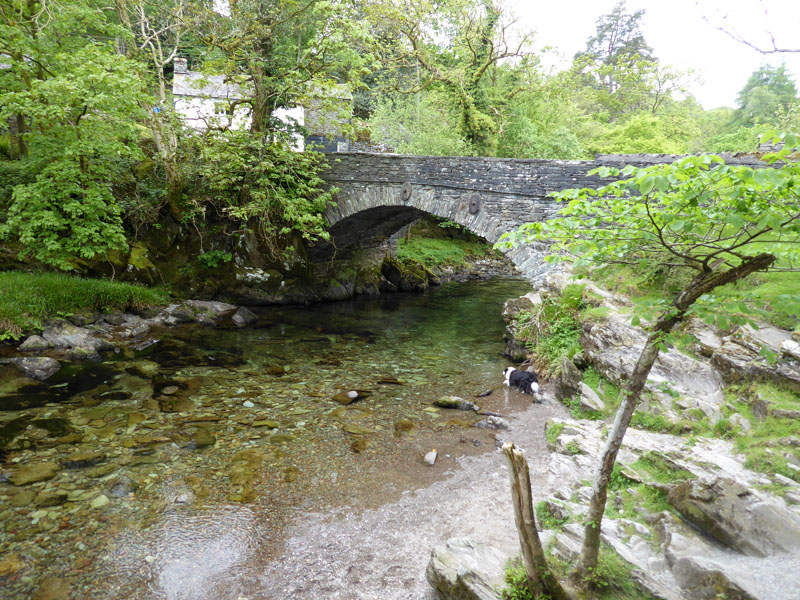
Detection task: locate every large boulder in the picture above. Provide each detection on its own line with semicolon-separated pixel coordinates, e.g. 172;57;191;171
18;335;50;353
578;382;605;412
555;356;582;401
41;320;112;352
667;478;800;557
426;538;508;600
657;513;764;600
9;357;61;381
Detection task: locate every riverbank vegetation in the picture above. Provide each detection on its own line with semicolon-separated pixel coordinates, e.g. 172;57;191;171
0;272;168;341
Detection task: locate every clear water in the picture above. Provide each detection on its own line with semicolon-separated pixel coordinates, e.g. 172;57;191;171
0;278;532;599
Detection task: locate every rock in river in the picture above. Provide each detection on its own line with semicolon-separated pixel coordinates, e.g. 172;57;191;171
10;462;61;485
434;396;479;411
9;357;61;381
333;390;359;405
18;335;51;352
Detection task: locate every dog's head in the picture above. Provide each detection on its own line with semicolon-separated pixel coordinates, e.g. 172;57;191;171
503;366;515;382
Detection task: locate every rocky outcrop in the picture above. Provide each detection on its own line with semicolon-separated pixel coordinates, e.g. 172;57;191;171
501;292;540;361
711;324;800;391
667;478;800;557
580;314;726;418
426;538;509;600
537;269;800;415
555;356;582;401
539;418;800;600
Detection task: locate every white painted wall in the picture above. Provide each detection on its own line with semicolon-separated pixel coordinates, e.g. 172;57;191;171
172;71;305;151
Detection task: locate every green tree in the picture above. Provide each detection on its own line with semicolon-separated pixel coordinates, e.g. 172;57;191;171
735;64;798;126
500;137;800;588
194;0;373;138
0;0;148;269
183;129;337;261
495;68;584;159
114;0;192;218
571;1;692;123
369;91;475;156
572;1;654;120
365;0;534;155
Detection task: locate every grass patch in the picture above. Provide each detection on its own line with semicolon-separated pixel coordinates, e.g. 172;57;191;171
535;501;571;531
396;216;494;269
396;236;490;268
583;262;800;332
629;410;684;434
582;367;622;407
500;559;536;600
0;271;169;340
628;451;694;484
727;383;800;482
545;421;565;450
502;544;656;600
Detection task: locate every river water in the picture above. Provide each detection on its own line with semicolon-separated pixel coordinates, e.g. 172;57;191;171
0;277;534;599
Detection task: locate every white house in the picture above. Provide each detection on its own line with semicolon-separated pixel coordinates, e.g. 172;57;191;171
171;57;305;151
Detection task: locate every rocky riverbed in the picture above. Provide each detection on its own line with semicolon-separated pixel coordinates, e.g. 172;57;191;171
0;277;534;599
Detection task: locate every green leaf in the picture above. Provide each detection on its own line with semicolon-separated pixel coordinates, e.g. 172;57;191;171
630;315;641;327
638;176;655;195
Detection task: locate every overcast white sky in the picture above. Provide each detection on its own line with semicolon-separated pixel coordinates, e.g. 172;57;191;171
505;0;800;110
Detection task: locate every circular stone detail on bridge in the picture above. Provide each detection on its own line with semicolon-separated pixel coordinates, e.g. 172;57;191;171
468;192;481;214
401;181;412;202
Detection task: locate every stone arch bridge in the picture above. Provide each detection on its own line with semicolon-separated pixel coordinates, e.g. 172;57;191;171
314;152;763;279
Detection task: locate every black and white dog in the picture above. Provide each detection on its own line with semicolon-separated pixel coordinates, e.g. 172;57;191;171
504;367;540;395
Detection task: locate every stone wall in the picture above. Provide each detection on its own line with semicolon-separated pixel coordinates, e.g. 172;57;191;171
317;152;767;280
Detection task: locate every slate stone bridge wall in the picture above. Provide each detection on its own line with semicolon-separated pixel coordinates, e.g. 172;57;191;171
315;152;764;279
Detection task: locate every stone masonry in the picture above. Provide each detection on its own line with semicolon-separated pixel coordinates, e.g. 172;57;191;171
317;152;766;280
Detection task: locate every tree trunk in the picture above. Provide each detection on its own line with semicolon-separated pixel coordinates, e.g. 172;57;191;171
573;253;776;584
503;442;569;600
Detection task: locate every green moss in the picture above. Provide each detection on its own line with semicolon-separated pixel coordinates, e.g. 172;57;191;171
128;241;157;270
545;422;565;449
0;271;169;340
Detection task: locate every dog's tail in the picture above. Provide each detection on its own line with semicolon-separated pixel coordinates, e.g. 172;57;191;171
528;381;540;395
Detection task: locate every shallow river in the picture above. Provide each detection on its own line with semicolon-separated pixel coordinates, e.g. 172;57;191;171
0;277;533;599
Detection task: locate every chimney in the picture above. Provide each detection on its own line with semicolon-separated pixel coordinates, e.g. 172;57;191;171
174;57;188;74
